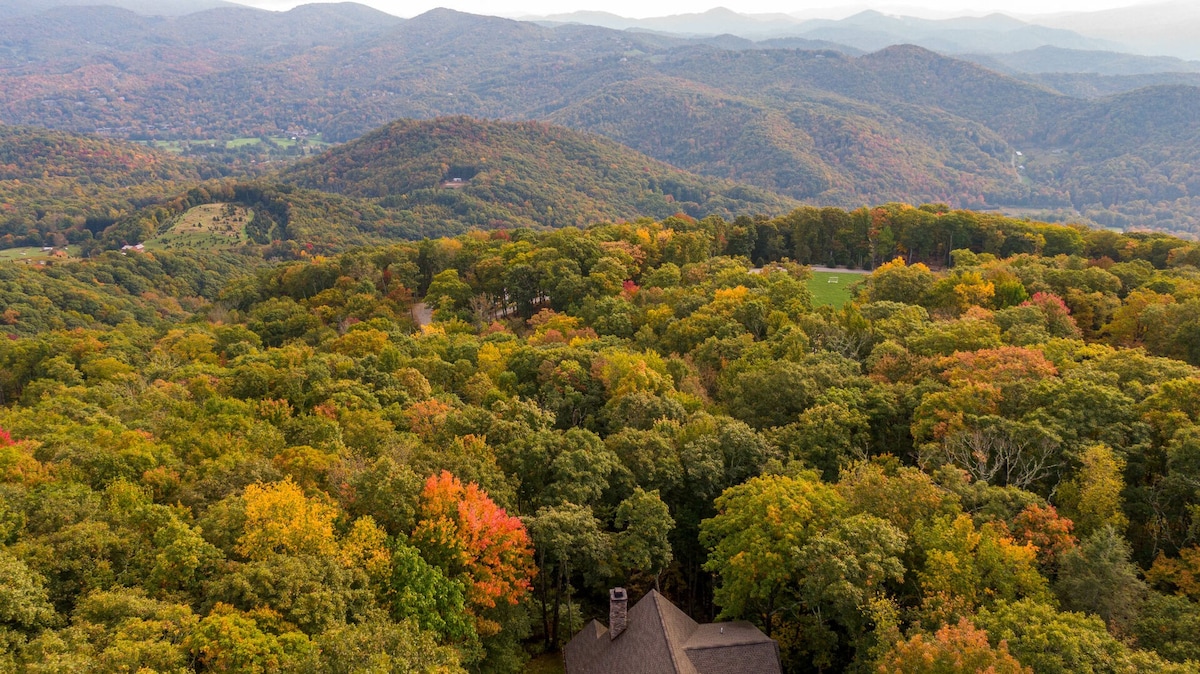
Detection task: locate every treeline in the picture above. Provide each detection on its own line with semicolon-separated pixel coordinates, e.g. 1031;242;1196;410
740;202;1192;271
2;211;1200;672
94;180;438;254
0;248;260;340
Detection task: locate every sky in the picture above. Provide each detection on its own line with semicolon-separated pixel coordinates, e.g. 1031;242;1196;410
235;0;1159;19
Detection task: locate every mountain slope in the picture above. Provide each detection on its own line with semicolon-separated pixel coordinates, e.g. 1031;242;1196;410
4;7;1200;232
0;0;235;18
0;125;221;248
280;117;796;229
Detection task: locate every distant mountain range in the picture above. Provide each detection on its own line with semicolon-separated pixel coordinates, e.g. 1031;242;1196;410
0;0;237;18
1037;1;1200;61
2;3;1200;234
531;4;1200;61
533;7;1123;55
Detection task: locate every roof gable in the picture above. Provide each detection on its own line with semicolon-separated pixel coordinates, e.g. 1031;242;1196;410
563;591;781;674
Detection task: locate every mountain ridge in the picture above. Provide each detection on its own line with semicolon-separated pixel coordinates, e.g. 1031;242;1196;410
279;116;797;230
2;6;1200;232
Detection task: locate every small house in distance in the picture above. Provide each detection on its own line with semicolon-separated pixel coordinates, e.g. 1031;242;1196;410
563;588;782;674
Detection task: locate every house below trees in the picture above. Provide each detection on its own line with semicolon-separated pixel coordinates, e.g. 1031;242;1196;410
564;588;782;674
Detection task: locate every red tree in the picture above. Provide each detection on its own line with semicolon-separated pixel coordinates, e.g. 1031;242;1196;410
1011;503;1077;568
413;471;536;621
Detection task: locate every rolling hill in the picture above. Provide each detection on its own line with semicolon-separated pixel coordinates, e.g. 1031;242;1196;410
0;125;224;249
0;118;797;253
4;6;1200;233
279;116;796;229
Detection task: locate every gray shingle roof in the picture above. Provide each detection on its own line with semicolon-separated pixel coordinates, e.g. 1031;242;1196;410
563;590;782;674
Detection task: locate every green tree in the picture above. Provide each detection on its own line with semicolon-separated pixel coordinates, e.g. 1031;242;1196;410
1057;444;1128;538
976;599;1139;674
614;488;674;583
1055;526;1146;631
700;473;843;636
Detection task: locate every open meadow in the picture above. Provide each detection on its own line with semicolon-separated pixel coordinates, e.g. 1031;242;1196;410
145;203;252;251
807;269;867;307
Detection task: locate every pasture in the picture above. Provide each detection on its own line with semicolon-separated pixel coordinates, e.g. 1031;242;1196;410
143;136;331;153
145;203;252;251
0;245;80;263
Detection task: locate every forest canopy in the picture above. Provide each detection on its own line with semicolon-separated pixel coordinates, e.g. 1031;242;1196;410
2;208;1200;672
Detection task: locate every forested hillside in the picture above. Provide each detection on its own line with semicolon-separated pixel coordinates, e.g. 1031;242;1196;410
0;119;793;253
3;7;1199;233
3;207;1200;672
4;3;1200;672
280;117;795;229
0;125;228;251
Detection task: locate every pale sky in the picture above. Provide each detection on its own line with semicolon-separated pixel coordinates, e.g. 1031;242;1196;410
235;0;1159;20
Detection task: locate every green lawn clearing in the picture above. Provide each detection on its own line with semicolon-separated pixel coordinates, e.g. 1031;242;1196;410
808;270;867;307
0;245;80;263
145;203;252;251
143;136;331;153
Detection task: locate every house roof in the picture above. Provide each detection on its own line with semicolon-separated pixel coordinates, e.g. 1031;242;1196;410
563;590;782;674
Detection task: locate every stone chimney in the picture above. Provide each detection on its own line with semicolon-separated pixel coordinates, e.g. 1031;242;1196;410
609;587;628;640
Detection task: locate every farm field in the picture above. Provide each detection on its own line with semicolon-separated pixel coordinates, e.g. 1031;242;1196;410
0;245;81;263
145;203;252;251
143;136;331;153
807;269;867;307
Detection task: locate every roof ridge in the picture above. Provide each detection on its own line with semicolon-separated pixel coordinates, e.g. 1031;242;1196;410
649;590;688;674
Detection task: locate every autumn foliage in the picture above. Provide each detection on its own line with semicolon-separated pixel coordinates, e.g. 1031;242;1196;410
1009;504;1077;568
878;618;1031;674
1147;546;1200;601
413;472;536;616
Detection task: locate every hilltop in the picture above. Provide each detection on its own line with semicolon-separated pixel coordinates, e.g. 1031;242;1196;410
280;117;796;229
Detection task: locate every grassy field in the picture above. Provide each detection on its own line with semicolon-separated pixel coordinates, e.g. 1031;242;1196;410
145;203;252;251
143;136;331;153
0;245;80;263
808;270;866;307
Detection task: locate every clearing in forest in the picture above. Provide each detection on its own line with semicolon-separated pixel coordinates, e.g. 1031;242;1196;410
146;203;253;251
0;245;80;263
807;270;867;307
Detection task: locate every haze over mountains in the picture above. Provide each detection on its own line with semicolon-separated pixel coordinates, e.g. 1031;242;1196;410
1;0;1199;235
531;3;1200;60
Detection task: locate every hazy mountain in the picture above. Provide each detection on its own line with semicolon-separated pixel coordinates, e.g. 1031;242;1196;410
0;2;400;66
0;0;236;18
791;10;1119;54
1034;1;1200;60
536;7;802;38
963;46;1200;76
526;7;1117;54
